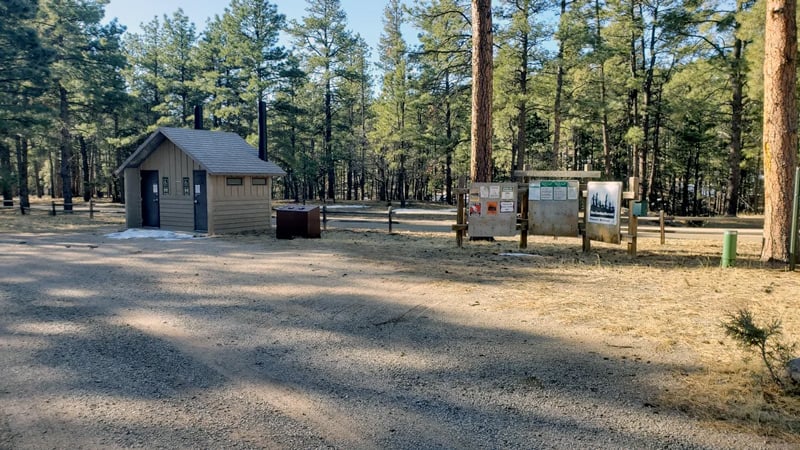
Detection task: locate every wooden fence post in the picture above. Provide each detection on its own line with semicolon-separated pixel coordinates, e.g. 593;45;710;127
50;201;56;216
322;205;327;231
659;209;665;245
456;189;466;247
89;199;94;219
388;206;393;233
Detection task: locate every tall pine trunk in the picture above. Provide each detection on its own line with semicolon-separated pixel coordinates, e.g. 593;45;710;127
33;157;43;198
59;83;73;211
594;0;612;178
80;135;91;201
628;0;640;181
647;88;664;207
761;0;798;262
445;72;454;204
726;36;745;216
470;0;493;183
0;141;12;206
16;136;29;209
325;76;335;201
514;31;528;175
551;0;567;169
638;4;658;201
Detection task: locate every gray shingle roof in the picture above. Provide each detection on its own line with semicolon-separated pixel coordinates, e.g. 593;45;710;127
115;127;286;177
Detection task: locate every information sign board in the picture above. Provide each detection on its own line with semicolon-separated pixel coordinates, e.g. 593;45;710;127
528;180;580;237
468;182;518;237
586;181;622;244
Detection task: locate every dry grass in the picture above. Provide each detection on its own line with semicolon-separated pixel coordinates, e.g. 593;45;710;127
0;198;125;234
2;209;799;440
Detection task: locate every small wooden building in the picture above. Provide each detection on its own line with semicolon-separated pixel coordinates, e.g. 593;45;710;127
115;127;285;234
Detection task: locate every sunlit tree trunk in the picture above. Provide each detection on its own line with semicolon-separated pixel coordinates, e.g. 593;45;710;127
761;0;797;262
471;0;493;182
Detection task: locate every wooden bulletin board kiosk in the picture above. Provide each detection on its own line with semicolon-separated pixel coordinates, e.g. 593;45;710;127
467;182;518;238
528;180;580;236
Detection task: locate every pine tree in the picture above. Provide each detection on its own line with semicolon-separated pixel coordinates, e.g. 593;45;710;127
373;0;410;205
162;10;199;127
471;0;493;182
761;0;797;262
411;0;472;203
290;0;356;201
495;0;550;176
0;0;50;206
125;16;168;126
219;0;286;149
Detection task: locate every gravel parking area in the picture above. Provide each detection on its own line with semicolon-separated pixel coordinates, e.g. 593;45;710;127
0;226;797;449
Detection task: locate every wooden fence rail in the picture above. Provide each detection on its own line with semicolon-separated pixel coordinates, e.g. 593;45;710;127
10;200;123;218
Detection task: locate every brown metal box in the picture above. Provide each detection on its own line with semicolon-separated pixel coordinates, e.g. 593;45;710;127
276;205;321;239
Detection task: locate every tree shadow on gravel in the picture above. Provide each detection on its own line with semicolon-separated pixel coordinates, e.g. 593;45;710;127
0;233;796;448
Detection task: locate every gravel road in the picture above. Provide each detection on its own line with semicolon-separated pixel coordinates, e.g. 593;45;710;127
0;229;793;449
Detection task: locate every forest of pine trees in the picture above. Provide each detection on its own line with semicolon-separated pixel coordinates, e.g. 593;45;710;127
0;0;790;216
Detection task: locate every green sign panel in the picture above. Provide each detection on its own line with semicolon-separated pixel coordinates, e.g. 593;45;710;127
539;181;568;188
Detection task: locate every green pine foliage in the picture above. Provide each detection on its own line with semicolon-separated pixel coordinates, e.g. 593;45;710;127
723;309;798;390
0;0;788;210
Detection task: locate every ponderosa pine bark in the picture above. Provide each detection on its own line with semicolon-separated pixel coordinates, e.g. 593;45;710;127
471;0;493;183
761;0;797;262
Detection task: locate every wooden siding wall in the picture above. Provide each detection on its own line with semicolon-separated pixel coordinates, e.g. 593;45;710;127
209;175;273;234
140;141;201;231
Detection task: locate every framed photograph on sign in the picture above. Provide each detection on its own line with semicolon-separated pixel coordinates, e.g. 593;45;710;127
587;182;621;225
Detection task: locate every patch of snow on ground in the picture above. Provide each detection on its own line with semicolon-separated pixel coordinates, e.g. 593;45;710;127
323;205;369;209
393;208;457;214
499;253;545;258
105;229;198;241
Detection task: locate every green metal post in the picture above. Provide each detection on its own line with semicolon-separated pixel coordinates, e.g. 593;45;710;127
790;167;800;271
721;230;738;268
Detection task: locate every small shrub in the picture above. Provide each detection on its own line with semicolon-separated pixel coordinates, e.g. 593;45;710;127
722;309;797;390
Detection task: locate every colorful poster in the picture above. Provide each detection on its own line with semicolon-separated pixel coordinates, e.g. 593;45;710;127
486;201;498;215
469;202;482;216
587;182;621;225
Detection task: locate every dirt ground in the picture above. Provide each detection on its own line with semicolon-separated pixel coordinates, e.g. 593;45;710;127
1;208;799;448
